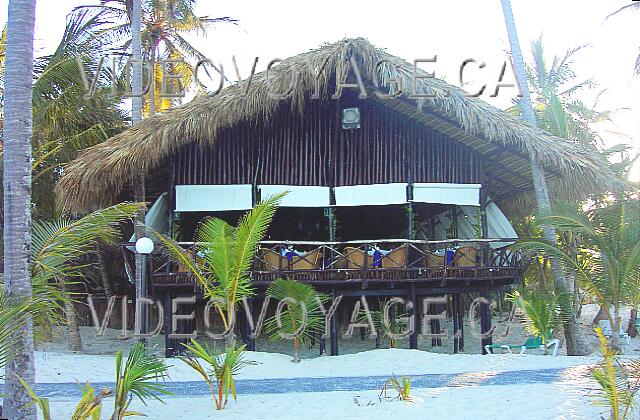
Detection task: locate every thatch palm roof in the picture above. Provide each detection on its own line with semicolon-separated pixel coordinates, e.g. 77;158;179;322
57;38;620;214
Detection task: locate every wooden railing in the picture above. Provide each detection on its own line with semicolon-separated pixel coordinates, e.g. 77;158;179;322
139;238;527;288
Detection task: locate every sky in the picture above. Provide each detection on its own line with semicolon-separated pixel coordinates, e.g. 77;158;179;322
1;0;639;180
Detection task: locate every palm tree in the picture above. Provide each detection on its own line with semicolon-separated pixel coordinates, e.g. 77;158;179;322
154;194;283;342
2;0;38;417
112;342;170;419
0;8;130;221
78;0;236;114
518;200;640;351
265;278;328;362
29;202;145;350
520;37;614;151
180;339;253;410
499;0;587;356
607;4;640;75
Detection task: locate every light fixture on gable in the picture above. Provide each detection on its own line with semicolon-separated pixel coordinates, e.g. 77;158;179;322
342;107;360;130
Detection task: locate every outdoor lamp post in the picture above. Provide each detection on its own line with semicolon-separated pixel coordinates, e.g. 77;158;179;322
135;237;154;343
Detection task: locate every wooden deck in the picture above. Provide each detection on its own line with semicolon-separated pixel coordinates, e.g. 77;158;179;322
143;239;527;291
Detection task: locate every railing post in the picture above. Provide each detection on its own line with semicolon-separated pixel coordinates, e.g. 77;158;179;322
164;290;174;358
480;187;489;266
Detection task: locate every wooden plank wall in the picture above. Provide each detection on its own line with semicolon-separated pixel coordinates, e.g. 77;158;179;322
174;98;481;187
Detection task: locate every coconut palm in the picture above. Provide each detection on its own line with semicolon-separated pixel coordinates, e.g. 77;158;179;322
518;37;614;151
180;339;253;410
154;194;283;338
77;0;236;114
0;8;129;221
19;341;170;420
606;4;640;75
265;278;328;362
591;328;640;420
499;0;586;356
112;342;170;419
2;0;38;417
29;202;146;350
506;289;569;350
517;200;640;351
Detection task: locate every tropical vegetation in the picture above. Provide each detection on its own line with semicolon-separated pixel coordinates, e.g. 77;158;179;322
19;341;170;420
154;194;282;338
180;339;254;410
265;278;328;362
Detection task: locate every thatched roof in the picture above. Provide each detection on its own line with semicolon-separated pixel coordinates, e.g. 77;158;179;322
57;38;620;214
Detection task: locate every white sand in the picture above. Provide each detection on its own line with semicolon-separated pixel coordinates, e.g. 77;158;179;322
3;303;633;418
2;349;607;419
24;348;599;383
44;382;602;419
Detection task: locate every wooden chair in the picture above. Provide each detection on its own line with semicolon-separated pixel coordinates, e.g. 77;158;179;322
177;249;195;273
381;246;407;268
425;251;445;268
291;248;322;270
259;248;282;271
343;246;368;269
454;246;477;267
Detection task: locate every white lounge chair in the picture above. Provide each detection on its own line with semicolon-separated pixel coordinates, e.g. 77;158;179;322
598;319;630;345
485;333;560;356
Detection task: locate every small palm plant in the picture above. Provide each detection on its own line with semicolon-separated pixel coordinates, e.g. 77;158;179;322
362;299;410;349
18;342;168;420
112;342;171;419
180;339;254;410
155;195;283;338
591;327;639;420
19;379;112;420
380;374;413;402
506;290;568;351
265;278;329;362
28;202;146;339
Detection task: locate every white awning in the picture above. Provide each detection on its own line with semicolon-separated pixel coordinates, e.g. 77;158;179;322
433;201;517;247
175;184;253;212
129;192;170;246
413;183;481;206
259;185;330;207
335;183;408;206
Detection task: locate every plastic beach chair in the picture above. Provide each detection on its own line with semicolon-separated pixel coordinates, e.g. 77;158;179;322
598;320;630;345
485;333;560;356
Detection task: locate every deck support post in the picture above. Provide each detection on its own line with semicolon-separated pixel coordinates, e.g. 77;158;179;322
453;294;459;354
330;287;339;356
457;293;465;351
164;290;175;358
409;284;418;349
480;287;493;354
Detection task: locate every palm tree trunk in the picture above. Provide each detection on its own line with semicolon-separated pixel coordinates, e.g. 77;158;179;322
63;284;82;352
499;0;588;356
628;308;638;338
96;245;122;328
2;0;37;418
149;43;157;116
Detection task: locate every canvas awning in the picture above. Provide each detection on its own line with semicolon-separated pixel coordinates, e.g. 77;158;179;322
175;184;253;212
433;201;517;247
334;183;408;206
413;183;481;206
259;185;330;207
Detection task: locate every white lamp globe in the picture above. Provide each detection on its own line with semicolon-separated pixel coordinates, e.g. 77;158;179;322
135;237;155;254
